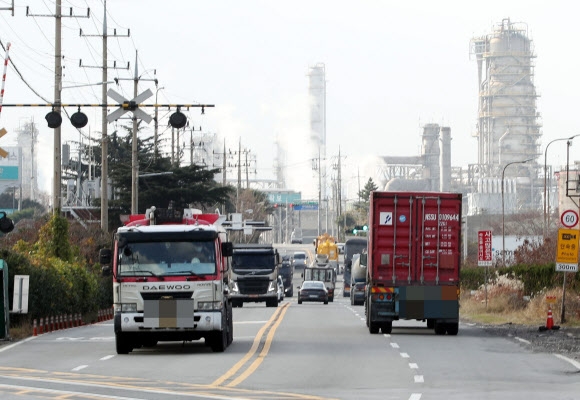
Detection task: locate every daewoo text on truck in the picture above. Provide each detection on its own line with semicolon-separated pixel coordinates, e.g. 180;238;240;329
99;206;234;354
365;191;462;335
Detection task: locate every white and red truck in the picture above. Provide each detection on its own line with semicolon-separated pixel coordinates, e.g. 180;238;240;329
365;191;462;335
99;206;234;354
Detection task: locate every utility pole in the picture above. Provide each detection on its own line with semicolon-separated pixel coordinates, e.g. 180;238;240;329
114;51;157;214
26;2;89;214
131;53;139;214
312;149;322;235
79;0;129;230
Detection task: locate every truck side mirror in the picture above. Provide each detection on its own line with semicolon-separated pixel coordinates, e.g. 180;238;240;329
99;248;112;277
99;248;112;265
222;242;233;257
360;253;368;266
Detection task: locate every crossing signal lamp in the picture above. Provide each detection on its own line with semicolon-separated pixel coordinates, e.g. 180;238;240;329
45;109;62;128
70;108;89;128
169;108;187;129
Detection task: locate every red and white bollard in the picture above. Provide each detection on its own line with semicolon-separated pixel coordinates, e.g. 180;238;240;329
32;319;37;336
39;317;44;335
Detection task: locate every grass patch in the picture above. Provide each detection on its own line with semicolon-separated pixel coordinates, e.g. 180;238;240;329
461;284;580;326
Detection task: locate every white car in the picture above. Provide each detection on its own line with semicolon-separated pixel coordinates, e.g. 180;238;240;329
277;276;285;301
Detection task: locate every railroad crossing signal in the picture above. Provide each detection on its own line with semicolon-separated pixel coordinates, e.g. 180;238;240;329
106;88;153;124
0;128;7;158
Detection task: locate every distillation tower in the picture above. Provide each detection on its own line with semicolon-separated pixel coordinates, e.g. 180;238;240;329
469;18;542;214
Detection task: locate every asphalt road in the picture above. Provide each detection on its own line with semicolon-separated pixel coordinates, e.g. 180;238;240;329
0;244;579;399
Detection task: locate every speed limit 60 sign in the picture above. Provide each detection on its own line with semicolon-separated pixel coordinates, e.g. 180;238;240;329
561;209;579;228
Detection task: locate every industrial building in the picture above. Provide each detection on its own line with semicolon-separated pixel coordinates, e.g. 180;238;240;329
376;18;543;220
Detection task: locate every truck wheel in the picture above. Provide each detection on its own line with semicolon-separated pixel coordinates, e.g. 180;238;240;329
266;298;278;307
209;312;229;352
434;322;446;335
427;319;435;329
227;303;234;345
369;322;379;334
115;333;132;354
381;322;392;334
287;287;293;297
298;299;302;304
446;323;459;336
365;301;370;327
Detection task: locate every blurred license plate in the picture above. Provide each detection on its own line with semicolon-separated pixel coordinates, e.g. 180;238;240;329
309;295;318;298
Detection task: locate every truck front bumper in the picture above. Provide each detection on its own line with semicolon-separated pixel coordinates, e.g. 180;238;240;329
115;310;222;333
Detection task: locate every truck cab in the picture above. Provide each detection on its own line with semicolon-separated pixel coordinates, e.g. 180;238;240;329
99;206;234;354
229;244;280;307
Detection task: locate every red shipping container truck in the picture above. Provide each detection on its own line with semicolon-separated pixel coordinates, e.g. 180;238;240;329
365;191;462;335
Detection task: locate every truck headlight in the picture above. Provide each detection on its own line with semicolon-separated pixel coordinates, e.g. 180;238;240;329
268;282;275;292
198;301;222;311
121;303;137;313
231;282;239;293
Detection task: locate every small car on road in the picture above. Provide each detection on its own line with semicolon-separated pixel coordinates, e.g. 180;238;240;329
293;251;308;269
297;280;328;305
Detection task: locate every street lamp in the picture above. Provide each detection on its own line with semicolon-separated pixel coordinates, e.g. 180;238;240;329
543;134;580;238
502;158;535;267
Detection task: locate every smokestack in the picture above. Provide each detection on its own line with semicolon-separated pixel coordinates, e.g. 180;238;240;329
439;127;451;192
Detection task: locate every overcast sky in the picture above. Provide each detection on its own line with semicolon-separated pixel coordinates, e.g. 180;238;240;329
0;0;578;201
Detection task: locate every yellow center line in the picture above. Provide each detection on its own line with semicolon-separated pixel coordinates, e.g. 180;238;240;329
227;302;290;387
210;302;289;387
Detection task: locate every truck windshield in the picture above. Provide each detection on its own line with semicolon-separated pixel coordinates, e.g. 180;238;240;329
304;268;334;282
232;254;276;272
118;241;216;276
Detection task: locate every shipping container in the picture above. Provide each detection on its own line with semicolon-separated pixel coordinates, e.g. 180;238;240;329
365;191;462;335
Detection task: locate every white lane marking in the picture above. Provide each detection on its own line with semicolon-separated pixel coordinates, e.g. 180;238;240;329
400;352;410;358
72;365;88;372
100;355;115;361
0;337;36;353
414;375;424;383
554;354;580;370
514;336;531;345
390;343;400;349
409;363;418;369
383;334;391;338
0;384;145;400
409;393;422;400
234;321;269;324
360;318;365;321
